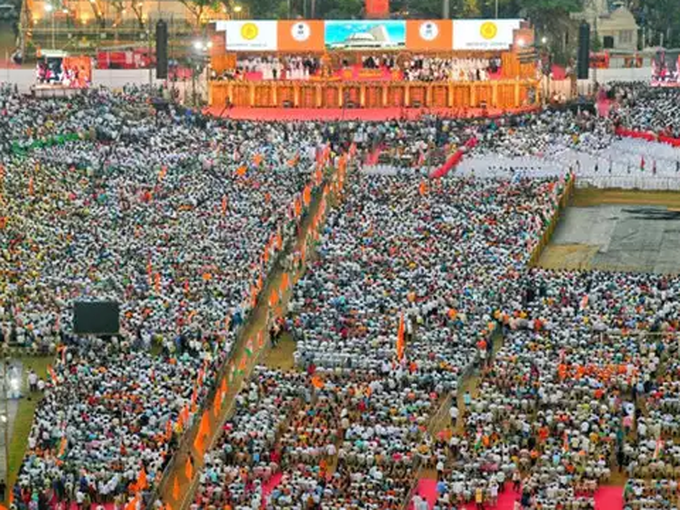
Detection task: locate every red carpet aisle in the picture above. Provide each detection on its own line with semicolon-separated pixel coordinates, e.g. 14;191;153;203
204;106;539;122
413;479;624;510
262;472;283;497
594;486;624;510
412;479;520;510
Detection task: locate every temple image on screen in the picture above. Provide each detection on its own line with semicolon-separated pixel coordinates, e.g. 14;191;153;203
325;21;406;50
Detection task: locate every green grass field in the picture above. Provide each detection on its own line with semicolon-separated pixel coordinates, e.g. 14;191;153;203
6;355;54;496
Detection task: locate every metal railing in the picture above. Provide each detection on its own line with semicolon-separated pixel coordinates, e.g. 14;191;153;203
577;175;680;191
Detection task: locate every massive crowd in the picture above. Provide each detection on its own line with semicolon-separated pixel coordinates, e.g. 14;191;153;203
195;84;680;510
0;85;327;505
3;82;680;510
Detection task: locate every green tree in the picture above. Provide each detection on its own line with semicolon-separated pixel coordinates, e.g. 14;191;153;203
517;0;583;30
637;0;680;47
179;0;219;29
316;0;363;19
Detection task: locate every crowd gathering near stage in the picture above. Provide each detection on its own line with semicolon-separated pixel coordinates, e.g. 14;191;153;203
212;55;501;83
1;82;680;510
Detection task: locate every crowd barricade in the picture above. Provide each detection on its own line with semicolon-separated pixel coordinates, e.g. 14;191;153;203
210;79;540;109
147;146;355;510
616;126;680;147
529;174;575;266
577;175;680;191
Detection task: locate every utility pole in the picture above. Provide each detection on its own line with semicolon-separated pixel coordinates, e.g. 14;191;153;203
495;0;499;18
442;0;449;19
147;27;153;92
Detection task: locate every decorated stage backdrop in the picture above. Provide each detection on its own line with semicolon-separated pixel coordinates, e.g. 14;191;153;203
212;19;526;53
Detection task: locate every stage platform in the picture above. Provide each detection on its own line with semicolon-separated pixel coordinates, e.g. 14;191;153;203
204;105;539;121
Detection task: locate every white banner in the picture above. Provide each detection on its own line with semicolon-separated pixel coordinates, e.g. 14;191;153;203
452;19;521;50
224;21;278;51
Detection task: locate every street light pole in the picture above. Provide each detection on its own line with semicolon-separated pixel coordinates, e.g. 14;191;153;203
45;3;56;48
495;0;499;18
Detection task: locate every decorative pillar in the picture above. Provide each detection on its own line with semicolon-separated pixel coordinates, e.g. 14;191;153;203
249;83;255;107
470;83;477;107
448;83;454;108
491;82;498;108
360;85;366;108
426;84;433;107
404;84;410;108
272;83;278;107
316;85;322;108
227;82;233;107
514;79;521;108
294;83;300;108
339;84;344;107
382;85;388;108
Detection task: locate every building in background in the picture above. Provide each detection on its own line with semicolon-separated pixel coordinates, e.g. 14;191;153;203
572;0;639;51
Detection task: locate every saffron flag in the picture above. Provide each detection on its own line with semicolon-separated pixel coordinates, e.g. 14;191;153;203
58;437;67;458
48;365;58;385
213;388;223;416
311;375;325;389
303;185;312;206
172;476;180;500
194;431;205;456
185;456;193;480
396;312;405;361
137;466;148;491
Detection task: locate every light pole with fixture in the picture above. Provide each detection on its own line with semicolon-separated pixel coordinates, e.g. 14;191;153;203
45;2;56;48
190;39;212;106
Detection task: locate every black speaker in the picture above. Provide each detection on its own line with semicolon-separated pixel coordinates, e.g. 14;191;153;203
577;22;590;79
73;301;120;335
156;20;168;80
